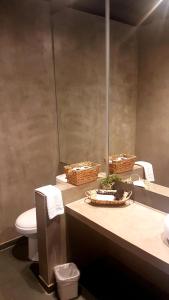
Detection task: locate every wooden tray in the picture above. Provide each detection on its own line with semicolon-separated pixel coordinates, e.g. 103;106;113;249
85;190;132;206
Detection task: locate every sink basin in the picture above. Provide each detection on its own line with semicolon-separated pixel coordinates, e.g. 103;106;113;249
164;214;169;242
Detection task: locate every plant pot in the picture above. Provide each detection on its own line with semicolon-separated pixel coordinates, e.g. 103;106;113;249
112;181;124;190
100;183;112;190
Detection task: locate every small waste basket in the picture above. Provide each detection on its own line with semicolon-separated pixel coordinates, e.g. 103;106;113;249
54;262;80;300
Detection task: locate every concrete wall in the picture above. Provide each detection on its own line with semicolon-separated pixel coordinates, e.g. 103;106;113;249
136;19;169;186
0;4;137;246
54;9;137;165
0;0;59;245
2;2;168;246
109;23;137;155
53;9;106;165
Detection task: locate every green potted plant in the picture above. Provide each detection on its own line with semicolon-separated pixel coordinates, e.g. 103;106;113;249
100;174;122;190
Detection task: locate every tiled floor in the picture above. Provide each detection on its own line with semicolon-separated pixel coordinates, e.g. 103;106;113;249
0;239;168;300
0;240;91;300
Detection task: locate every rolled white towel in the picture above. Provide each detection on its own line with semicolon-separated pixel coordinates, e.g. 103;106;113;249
35;185;64;219
135;161;155;182
96;194;115;201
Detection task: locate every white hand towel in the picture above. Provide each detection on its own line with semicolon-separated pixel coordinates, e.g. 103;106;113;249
133;179;145;188
135;161;155;182
35;185;64;219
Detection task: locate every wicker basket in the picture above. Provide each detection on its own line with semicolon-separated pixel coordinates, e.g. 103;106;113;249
64;161;100;186
109;154;136;174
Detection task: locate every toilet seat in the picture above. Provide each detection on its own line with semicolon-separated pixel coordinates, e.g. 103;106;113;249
15;208;37;235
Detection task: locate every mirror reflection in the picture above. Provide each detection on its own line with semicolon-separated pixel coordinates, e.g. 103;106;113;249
52;1;107;172
53;0;169;187
109;0;169;187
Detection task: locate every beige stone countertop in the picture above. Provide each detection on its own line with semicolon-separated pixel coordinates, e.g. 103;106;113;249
66;198;169;274
146;182;169;198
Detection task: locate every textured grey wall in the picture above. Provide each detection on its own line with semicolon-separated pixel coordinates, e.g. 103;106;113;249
109;22;137;155
53;9;106;165
54;9;137;165
0;0;59;245
136;20;169;186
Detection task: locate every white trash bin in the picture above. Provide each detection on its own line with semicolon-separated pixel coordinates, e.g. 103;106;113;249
54;262;80;300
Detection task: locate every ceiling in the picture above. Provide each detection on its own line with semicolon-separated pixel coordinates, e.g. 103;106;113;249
51;0;169;26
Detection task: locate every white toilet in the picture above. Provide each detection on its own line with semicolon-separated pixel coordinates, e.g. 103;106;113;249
15;208;38;261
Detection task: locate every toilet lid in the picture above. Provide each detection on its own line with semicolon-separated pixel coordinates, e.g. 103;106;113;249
15;208;37;230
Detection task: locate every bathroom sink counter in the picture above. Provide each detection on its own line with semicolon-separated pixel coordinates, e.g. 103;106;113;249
66;196;169;288
145;182;169;198
56;165;144;205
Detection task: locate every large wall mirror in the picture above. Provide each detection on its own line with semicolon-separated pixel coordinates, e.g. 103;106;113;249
52;0;169;187
109;0;169;187
51;0;107;172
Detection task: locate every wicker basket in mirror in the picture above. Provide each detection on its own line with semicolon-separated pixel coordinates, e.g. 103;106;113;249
109;154;136;174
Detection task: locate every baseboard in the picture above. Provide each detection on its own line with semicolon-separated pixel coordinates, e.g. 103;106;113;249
0;236;26;251
38;275;55;294
30;262;55;294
